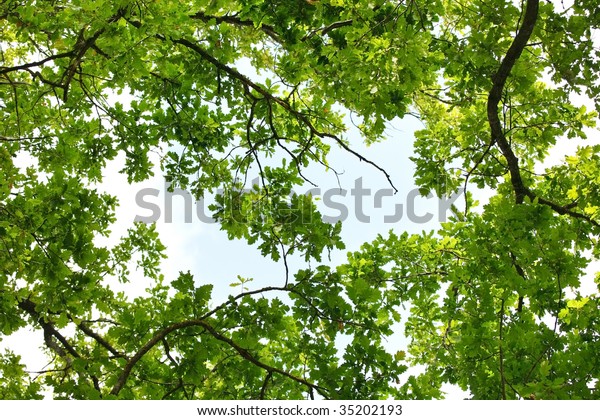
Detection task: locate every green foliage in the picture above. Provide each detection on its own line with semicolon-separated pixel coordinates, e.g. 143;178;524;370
0;352;42;399
1;0;599;400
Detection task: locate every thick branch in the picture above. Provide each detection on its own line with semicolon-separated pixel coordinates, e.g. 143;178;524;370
61;27;107;101
17;298;102;394
17;298;81;359
486;0;599;227
510;252;526;312
0;51;75;76
487;0;539;204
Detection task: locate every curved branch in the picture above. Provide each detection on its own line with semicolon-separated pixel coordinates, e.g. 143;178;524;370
198;286;290;322
109;279;369;397
486;0;599;227
486;0;539;204
109;318;328;397
0;51;75;76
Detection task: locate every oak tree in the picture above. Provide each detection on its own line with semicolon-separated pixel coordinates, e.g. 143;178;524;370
1;0;599;399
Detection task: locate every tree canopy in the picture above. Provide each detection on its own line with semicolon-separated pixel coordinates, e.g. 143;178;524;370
1;0;600;399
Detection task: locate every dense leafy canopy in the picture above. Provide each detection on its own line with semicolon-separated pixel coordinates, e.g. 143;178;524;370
1;0;600;399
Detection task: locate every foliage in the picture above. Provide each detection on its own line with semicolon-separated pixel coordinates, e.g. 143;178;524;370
1;0;599;399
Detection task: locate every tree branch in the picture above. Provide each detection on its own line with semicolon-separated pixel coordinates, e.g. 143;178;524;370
117;16;397;193
75;317;129;360
486;0;599;227
487;0;539;204
17;298;103;395
190;11;282;44
172;37;398;193
0;51;76;76
510;252;526;312
109;318;328;397
259;371;273;399
17;298;81;359
498;299;507;400
302;19;354;40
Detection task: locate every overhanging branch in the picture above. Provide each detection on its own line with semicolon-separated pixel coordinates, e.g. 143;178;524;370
486;0;599;227
487;0;539;204
109;318;328;398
